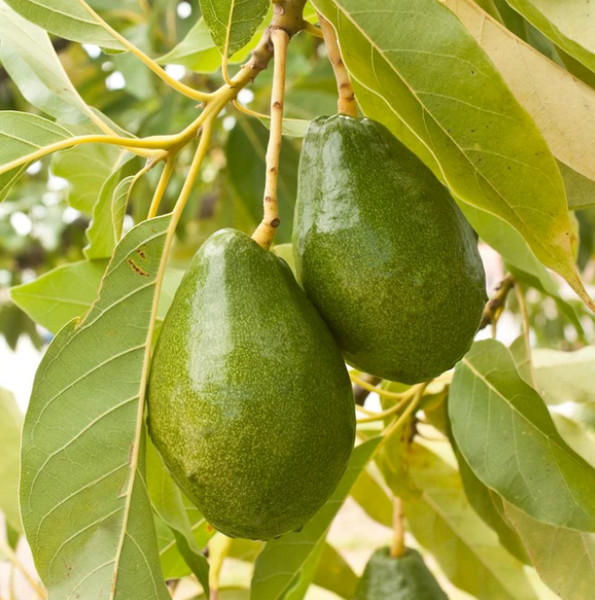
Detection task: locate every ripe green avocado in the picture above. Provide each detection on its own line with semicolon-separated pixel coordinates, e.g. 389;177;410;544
148;229;356;541
355;547;448;600
293;116;487;384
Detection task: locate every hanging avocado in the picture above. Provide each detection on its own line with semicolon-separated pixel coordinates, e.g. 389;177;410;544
356;547;449;600
293;115;487;384
148;229;356;540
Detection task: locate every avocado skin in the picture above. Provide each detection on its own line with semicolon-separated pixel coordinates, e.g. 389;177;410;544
148;229;355;541
293;116;487;384
355;547;449;600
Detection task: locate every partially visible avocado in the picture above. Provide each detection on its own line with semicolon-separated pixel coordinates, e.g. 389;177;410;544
148;229;355;541
355;547;449;600
293;115;487;384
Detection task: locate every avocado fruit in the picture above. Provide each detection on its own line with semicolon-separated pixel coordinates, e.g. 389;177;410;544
293;115;487;384
148;229;356;540
355;547;448;600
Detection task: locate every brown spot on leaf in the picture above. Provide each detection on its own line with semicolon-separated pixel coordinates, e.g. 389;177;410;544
128;259;149;276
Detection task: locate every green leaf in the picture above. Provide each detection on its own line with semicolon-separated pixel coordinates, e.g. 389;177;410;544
11;260;108;333
250;438;381;600
226;117;298;244
85;167;135;259
350;467;393;528
257;115;310;138
313;0;591;308
157;17;223;73
52;142;123;214
0;387;23;532
449;339;595;532
199;0;269;57
445;0;595;199
532;346;595;404
3;0;124;50
20;215;172;600
504;0;595;74
195;590;249;600
0;0;94;124
0;111;72;202
282;538;325;600
405;440;538;600
313;543;358;600
509;334;534;386
451;437;530;563
505;502;595;600
147;439;210;593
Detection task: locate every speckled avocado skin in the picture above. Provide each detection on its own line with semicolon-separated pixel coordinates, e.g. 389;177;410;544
355;548;449;600
147;229;355;541
293;115;487;384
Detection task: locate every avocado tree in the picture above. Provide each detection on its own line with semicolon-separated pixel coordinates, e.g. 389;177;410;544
1;0;595;599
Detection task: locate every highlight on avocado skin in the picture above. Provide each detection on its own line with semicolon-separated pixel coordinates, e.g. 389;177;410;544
294;115;487;384
147;229;356;541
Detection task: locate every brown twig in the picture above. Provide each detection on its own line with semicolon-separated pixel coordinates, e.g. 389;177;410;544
479;274;515;332
318;13;357;117
251;29;290;250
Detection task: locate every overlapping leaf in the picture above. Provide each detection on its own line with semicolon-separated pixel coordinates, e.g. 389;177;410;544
505;503;595;600
449;339;595;532
504;0;595;74
20;215;172;599
531;346;595;404
405;441;538;600
3;0;123;49
199;0;269;57
147;440;210;593
445;0;595;201
250;438;381;600
11;260;108;333
0;112;72;202
312;0;592;309
0;388;23;532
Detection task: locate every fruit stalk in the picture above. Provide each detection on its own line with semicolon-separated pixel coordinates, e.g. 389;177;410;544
251;28;290;250
318;13;357;117
390;496;406;558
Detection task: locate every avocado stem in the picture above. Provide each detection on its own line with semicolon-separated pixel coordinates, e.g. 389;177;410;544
252;28;290;250
318;13;357;118
390;497;406;559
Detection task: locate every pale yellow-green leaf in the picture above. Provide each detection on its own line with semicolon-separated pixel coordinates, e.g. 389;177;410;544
446;0;595;201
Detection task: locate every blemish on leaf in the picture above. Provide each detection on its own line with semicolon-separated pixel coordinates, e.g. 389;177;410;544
128;259;149;276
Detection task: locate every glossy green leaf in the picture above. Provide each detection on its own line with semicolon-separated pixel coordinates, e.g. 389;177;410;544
0;387;23;532
147;439;210;593
445;0;595;196
3;0;124;49
0;111;72;202
20;215;172;600
532;346;595;404
250;438;381;600
199;0;269;56
406;440;538;600
52;142;123;214
313;0;592;309
282;538;325;600
226;117;299;244
504;0;595;74
0;0;95;124
11;260;108;333
85;168;135;259
449;339;595;532
505;502;595;600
